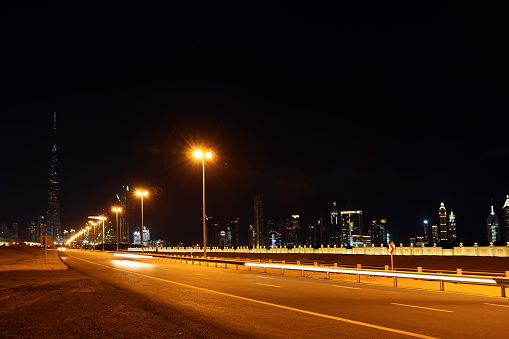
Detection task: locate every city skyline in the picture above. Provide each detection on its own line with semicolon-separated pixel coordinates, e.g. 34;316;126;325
2;2;508;245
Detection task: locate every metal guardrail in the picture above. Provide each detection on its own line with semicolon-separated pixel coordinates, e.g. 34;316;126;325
126;252;509;297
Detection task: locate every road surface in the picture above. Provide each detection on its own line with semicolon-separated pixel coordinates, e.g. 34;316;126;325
61;250;509;338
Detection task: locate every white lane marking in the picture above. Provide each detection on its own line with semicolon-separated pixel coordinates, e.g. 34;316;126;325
484;303;509;308
254;275;274;279
332;285;360;290
391;303;454;313
256;283;282;288
195;274;208;276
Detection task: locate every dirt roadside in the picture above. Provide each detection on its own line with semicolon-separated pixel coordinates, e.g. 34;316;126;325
0;246;240;339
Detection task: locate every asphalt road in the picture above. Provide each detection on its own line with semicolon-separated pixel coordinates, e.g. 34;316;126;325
60;250;509;338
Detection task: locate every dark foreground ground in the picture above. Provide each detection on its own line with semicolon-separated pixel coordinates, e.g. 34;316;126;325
0;246;241;339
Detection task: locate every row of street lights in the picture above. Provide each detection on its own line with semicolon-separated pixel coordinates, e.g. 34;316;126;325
66;149;214;256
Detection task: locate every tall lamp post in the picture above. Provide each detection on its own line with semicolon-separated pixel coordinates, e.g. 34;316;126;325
112;207;122;251
136;190;148;253
88;216;106;250
100;216;106;251
90;221;97;245
193;150;213;258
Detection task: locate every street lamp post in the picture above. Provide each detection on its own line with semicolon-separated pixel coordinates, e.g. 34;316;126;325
112;207;122;251
85;226;91;248
90;222;97;246
193;150;213;258
88;216;106;250
100;217;106;251
136;190;148;253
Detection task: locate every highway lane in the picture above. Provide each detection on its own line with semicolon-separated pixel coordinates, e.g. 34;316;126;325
60;250;509;338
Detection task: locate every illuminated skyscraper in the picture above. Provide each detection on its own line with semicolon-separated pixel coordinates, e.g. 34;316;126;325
340;210;363;247
448;211;457;243
423;220;430;244
286;215;300;247
46;112;62;242
370;219;387;246
330;201;339;246
227;218;240;248
116;186;130;244
438;202;448;243
431;222;439;244
254;196;264;247
487;205;500;242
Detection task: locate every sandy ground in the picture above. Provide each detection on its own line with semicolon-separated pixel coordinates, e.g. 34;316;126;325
0;246;240;339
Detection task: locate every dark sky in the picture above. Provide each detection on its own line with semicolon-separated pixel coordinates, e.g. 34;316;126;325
2;2;508;244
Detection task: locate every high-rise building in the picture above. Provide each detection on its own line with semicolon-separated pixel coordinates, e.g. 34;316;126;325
314;216;324;248
37;215;46;242
253;196;264;247
431;222;439;244
448;211;457;243
228;218;240;248
340;210;363;247
277;221;287;247
133;226;150;246
487;205;500;242
286;215;300;247
46;112;62;242
438;202;448;243
330;202;339;246
26;220;37;242
503;195;509;242
370;219;387;246
248;224;256;248
207;217;219;248
423;220;430;245
266;220;276;248
117;186;130;244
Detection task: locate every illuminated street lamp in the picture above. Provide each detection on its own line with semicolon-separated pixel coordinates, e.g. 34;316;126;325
89;221;97;245
193;149;213;258
136;190;149;253
112;207;122;251
89;216;107;250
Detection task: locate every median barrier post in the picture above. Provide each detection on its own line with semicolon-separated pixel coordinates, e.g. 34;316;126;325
385;265;389;271
417;267;422;273
457;268;462;275
334;263;338;268
357;264;361;270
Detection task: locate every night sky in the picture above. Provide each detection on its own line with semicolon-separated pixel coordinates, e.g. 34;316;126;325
2;2;508;245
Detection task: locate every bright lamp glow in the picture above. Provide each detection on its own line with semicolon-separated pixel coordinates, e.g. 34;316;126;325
194;150;213;159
